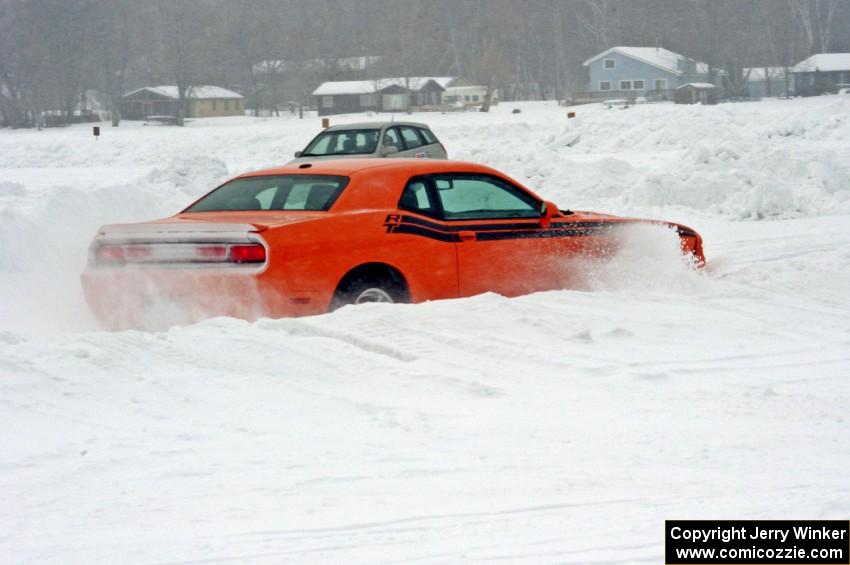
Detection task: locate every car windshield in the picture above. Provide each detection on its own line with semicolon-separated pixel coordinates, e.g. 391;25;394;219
301;129;380;156
185;175;349;212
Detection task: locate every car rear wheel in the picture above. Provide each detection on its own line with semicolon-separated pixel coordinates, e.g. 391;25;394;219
354;286;394;304
331;268;409;310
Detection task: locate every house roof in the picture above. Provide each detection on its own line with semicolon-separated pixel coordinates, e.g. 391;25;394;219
313;77;456;96
123;85;244;100
676;82;718;90
583;46;714;76
744;67;787;81
792;53;850;73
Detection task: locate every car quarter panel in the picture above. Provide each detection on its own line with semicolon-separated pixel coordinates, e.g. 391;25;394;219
263;209;459;310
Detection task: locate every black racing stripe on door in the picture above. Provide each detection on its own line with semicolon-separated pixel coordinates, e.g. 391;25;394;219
399;215;629;233
392;215;693;242
474;226;613;241
392;223;461;242
399;215;541;233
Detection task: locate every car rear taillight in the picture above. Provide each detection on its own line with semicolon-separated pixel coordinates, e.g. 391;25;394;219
196;245;228;259
93;242;266;266
228;244;266;263
95;245;126;263
125;245;153;260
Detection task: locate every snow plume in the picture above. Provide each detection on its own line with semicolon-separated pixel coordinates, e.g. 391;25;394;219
576;223;705;293
0;157;225;336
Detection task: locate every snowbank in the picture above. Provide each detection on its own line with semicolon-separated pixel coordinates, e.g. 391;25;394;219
452;97;850;219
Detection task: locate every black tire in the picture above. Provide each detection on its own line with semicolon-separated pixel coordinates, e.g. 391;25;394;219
331;274;408;310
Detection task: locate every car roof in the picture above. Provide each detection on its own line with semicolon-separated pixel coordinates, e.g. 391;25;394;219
237;159;499;178
324;121;431;131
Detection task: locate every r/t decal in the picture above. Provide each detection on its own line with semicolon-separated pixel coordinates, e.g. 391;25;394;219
383;214;402;233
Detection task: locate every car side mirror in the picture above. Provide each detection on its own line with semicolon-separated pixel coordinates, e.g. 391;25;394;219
539;200;559;227
382;145;399;156
293;150;303;158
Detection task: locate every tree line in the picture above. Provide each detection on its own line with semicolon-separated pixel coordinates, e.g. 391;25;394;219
1;0;847;127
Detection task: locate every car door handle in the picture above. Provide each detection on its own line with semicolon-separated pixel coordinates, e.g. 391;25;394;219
458;231;477;242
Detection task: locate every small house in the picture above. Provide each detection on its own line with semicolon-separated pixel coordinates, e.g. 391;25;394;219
744;67;788;98
313;77;455;116
121;86;245;120
674;83;718;105
579;46;720;103
792;53;850;96
250;56;382;114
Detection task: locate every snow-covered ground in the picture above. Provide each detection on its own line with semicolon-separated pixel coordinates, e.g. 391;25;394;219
2;97;849;563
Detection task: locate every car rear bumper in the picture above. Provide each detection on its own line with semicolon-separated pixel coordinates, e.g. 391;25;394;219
81;267;321;329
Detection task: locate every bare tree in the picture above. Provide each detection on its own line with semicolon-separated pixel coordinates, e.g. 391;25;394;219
791;0;841;54
91;0;135;126
155;2;202;126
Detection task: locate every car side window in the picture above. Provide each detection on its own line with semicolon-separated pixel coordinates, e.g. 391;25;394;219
418;128;438;145
382;127;401;150
398;178;436;216
398;126;423;150
433;175;540;220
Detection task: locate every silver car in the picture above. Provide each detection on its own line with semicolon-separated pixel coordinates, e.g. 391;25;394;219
289;121;447;163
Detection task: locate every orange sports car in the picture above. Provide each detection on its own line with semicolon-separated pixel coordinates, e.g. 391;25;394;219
81;159;704;328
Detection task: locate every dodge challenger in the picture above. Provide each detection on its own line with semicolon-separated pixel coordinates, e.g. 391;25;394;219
81;159;704;328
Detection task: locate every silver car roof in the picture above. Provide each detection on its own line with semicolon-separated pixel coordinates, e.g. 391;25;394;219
324;121;431;131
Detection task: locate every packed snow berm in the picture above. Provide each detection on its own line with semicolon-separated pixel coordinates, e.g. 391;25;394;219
2;97;849;563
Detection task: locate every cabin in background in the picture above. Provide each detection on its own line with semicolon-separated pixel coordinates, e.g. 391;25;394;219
122;86;244;120
792;54;850;95
744;67;788;98
313;77;456;116
674;83;718;105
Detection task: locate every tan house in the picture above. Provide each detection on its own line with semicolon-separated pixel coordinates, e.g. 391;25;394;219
121;85;245;119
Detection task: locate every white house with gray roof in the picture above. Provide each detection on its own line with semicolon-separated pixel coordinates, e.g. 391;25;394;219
312;77;456;116
744;67;789;98
792;53;850;95
581;47;721;101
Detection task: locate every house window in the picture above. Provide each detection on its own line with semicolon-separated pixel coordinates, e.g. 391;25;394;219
604;58;616;69
224;100;229;110
472;95;479;102
464;95;471;102
632;80;645;90
359;94;376;107
322;96;334;108
654;79;668;91
599;81;612;91
619;80;632;90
